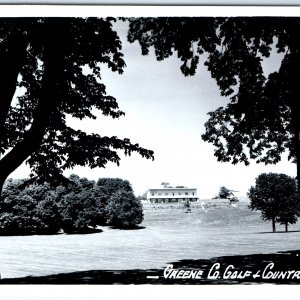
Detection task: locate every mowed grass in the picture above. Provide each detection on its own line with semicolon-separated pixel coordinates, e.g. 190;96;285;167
1;203;300;279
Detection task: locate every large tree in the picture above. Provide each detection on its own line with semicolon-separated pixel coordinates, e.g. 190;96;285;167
248;173;299;232
128;17;300;188
0;18;154;195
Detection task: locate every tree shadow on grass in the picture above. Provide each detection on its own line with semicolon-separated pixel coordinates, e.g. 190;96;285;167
109;225;145;230
2;250;300;284
0;226;145;236
64;228;103;235
0;228;103;236
0;231;64;236
256;230;300;234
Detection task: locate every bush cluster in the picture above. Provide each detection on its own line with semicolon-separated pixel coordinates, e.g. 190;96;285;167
0;175;143;235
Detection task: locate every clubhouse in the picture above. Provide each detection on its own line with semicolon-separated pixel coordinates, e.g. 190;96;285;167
147;188;198;203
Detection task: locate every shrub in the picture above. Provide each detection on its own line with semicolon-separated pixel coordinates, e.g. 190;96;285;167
0;181;61;234
0;175;144;234
106;189;143;228
35;193;61;234
57;177;105;233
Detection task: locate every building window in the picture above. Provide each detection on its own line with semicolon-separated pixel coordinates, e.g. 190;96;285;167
151;193;154;196
185;192;188;195
158;193;161;196
165;192;168;196
178;192;181;195
192;192;195;195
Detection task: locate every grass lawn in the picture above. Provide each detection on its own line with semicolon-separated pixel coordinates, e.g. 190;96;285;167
0;203;300;282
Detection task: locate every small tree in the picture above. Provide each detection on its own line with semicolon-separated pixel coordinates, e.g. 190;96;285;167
136;190;148;201
0;179;61;234
248;173;299;232
218;186;232;199
183;199;191;213
161;182;171;188
94;178;134;224
276;195;300;232
57;176;103;233
106;190;143;228
35;192;61;234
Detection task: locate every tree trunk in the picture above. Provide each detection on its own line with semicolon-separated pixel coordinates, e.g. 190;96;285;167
0;20;66;197
288;51;300;194
0;24;29;134
296;129;300;192
285;222;288;232
272;218;276;233
0;175;6;201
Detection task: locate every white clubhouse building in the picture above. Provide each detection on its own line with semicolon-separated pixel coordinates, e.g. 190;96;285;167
147;188;198;203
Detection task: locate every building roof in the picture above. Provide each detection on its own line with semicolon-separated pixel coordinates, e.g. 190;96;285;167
148;187;197;191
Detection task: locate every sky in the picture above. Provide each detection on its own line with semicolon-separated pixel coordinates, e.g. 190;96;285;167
11;19;296;199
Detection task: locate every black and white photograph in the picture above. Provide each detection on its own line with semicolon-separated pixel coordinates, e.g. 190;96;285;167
0;4;300;290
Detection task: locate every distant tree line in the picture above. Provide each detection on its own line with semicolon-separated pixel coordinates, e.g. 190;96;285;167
0;175;143;235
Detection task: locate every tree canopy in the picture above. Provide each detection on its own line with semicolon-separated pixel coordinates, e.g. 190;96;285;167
106;189;144;228
248;173;299;232
0;175;144;234
217;186;232;199
128;17;300;186
0;18;154;194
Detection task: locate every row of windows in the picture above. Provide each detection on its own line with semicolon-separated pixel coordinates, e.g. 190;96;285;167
151;192;195;196
150;198;198;203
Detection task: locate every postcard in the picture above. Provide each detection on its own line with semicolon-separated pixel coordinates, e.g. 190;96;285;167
0;3;299;299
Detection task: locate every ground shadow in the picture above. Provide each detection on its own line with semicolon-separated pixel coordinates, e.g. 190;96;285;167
64;228;103;235
0;231;64;237
2;249;300;284
0;228;103;236
257;230;300;234
109;225;145;230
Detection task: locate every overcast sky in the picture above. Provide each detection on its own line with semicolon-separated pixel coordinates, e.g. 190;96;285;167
11;19;296;199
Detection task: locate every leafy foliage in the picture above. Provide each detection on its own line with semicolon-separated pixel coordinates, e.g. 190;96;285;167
128;17;300;181
218;186;231;199
248;173;299;232
161;182;171;188
0;175;143;234
128;17;218;76
106;189;143;228
0;179;60;234
0;18;154;193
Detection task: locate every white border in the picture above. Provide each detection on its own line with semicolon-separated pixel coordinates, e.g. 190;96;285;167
0;4;299;300
0;5;299;17
2;285;300;299
1;0;300;4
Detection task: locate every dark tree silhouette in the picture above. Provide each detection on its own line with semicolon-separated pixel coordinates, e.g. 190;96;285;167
0;175;143;234
106;189;144;228
128;17;300;188
218;186;232;199
0;18;154;195
248;173;299;232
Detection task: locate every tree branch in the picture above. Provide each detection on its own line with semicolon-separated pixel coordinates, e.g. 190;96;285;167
0;25;29;138
0;20;65;181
